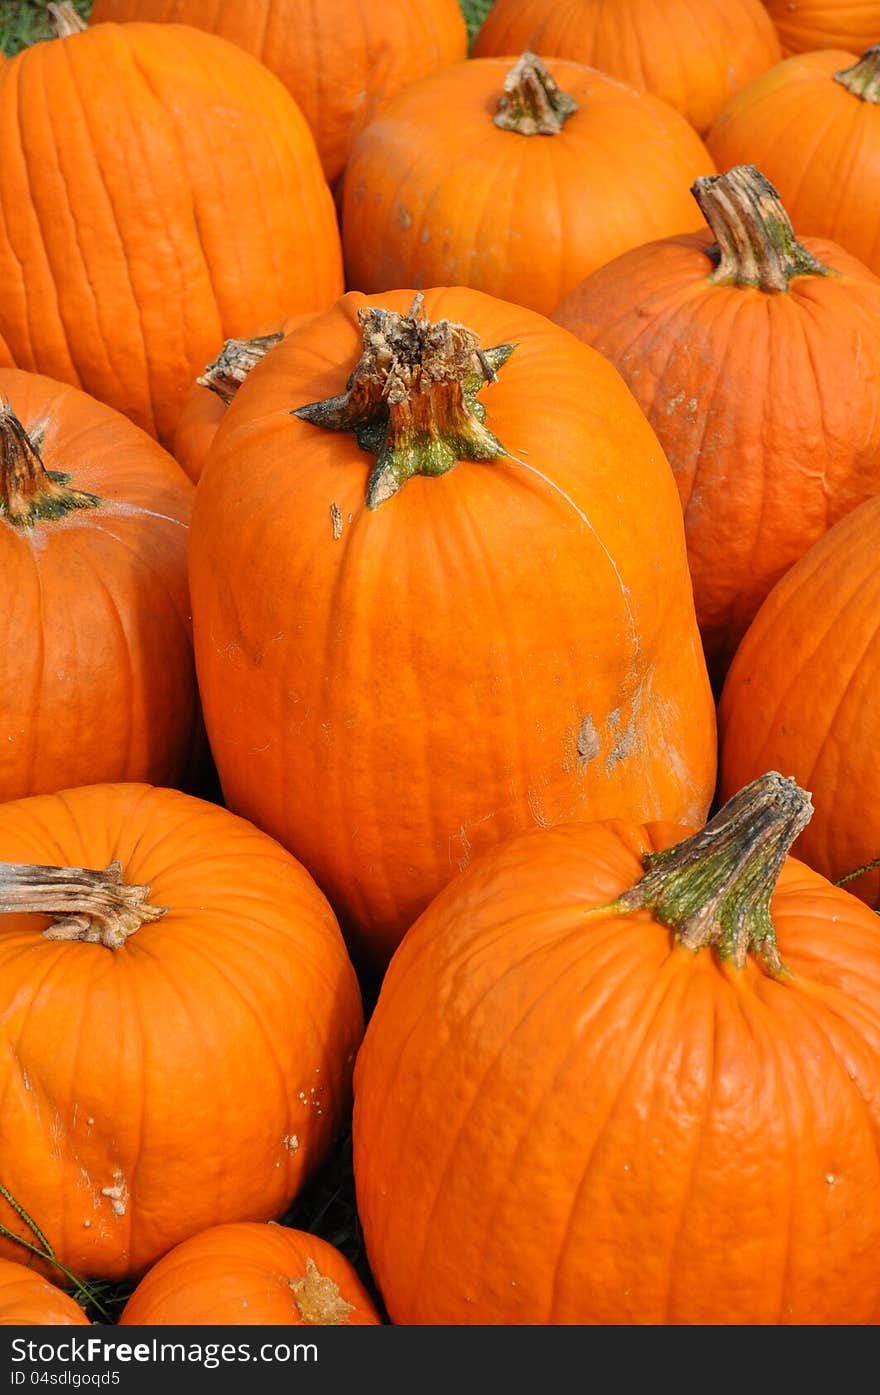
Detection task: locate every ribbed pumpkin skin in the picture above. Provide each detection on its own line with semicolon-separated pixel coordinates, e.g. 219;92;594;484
0;23;343;446
341;59;714;317
553;233;880;682
189;286;717;968
706;52;880;276
172;315;310;484
719;497;880;907
472;0;781;135
762;0;880;55
118;1223;381;1325
0;368;201;802
0;1261;89;1326
353;819;880;1325
0;783;363;1281
89;0;467;188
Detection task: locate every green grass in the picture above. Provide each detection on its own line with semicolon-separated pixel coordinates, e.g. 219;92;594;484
1;1;494;56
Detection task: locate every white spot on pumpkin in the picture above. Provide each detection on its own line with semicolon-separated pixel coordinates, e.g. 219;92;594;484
101;1171;129;1218
282;1135;300;1152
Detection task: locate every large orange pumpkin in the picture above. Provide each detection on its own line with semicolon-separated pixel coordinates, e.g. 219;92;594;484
472;0;781;135
0;367;202;802
341;53;714;317
0;1261;89;1326
353;773;880;1324
0;19;342;446
189;286;717;970
118;1222;381;1325
0;782;363;1281
553;165;880;685
761;0;880;56
88;0;468;189
718;495;880;908
706;47;880;276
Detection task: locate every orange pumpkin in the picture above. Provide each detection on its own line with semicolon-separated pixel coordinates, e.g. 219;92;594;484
0;368;203;803
0;1261;89;1326
353;773;880;1324
706;47;880;276
189;286;717;970
341;53;714;317
172;319;309;484
0;19;342;446
472;0;781;134
0;782;363;1281
553;165;880;685
761;0;880;56
719;495;880;908
88;0;468;189
118;1222;381;1325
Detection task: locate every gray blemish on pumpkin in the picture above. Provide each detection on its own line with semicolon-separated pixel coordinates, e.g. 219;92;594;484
576;714;600;769
605;714;637;775
330;501;343;539
101;1169;128;1218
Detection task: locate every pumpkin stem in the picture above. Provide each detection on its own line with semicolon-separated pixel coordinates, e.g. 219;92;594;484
611;772;813;975
293;294;515;507
834;46;880;102
197;332;285;406
0;403;100;528
494;52;578;135
692;166;834;293
0;859;167;949
289;1257;355;1325
47;2;88;37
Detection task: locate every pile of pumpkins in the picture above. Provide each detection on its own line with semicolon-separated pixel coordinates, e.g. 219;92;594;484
2;0;880;1328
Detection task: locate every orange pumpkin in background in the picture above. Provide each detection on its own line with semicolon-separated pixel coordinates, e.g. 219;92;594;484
189;286;717;970
472;0;781;135
0;1260;89;1326
719;494;880;909
0;367;201;802
353;773;880;1324
341;53;714;317
88;0;468;188
118;1223;382;1325
0;18;342;446
761;0;880;56
706;47;880;276
553;165;880;686
0;783;363;1281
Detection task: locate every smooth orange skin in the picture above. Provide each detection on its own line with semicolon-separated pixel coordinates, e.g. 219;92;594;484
0;367;203;802
553;230;880;684
172;315;312;484
0;783;363;1281
706;51;880;276
118;1222;381;1325
90;0;467;189
761;0;880;56
0;23;343;447
0;1261;89;1326
473;0;781;135
341;59;715;317
719;496;880;909
189;286;717;969
353;817;880;1325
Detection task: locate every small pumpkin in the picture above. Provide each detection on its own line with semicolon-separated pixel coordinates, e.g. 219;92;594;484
0;367;202;802
118;1222;381;1325
706;46;880;276
341;52;714;316
718;494;880;908
0;17;342;445
88;0;468;189
353;773;880;1324
761;0;880;57
472;0;782;135
0;1260;89;1326
189;286;717;969
553;165;880;684
0;782;363;1281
